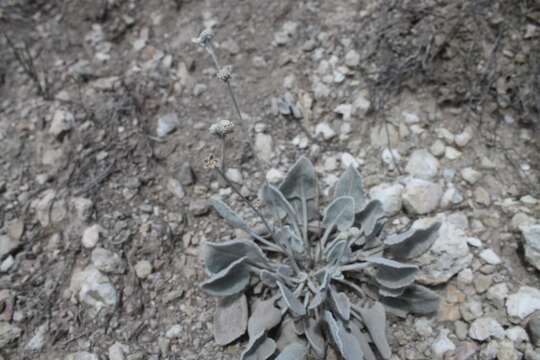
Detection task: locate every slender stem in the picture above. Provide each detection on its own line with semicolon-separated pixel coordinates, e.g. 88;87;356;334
214;166;273;236
251;231;285;254
220;136;226;171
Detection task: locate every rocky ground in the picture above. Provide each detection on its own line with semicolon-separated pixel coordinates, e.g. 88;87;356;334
1;0;540;359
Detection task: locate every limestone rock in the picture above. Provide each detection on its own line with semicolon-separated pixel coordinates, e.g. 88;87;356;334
519;224;540;271
402;179;443;215
506;287;540;320
0;322;22;347
406;149;440;179
468;317;505;341
369;183;404;216
70;266;117;312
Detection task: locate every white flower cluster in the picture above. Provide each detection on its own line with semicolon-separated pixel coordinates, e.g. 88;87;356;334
216;65;232;82
209;119;234;136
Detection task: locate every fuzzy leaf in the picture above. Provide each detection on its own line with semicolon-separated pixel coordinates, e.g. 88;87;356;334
379;284;439;317
308;290;325;310
355;200;385;238
367;256;418;289
357;302;391;359
330;287;351;321
260;270;280;287
279;157;319;223
384;222;441;260
339;322;365;360
351;322;377;360
275;226;304;254
322;196;355;233
339;262;370;273
326;239;351;264
201;257;250;297
276;343;308;360
241;330;277;360
262;183;302;238
248;298;283;337
324;311;344;354
277;282;306;317
335;165;366;212
378;285;406;298
203;239;270;274
214;294;248;345
304;317;326;359
210;198;250;232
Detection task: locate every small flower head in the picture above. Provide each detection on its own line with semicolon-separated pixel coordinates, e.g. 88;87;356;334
209;119;234;136
204;153;218;170
216;65;233;82
192;28;214;47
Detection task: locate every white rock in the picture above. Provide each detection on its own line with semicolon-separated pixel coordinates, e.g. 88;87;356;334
469;318;505;341
69;266;117;312
91;248;126;274
135;260;153;279
0;256;14;272
402;111;420;124
414;216;473;285
255;133;273;161
315;122;336;140
266;169;284;184
441;185;463;208
461;167;482;185
432;329;456;358
402;179;442;215
466;237;482;248
354;91;371;116
511;213;535;230
26;322;48;351
109;342;129;360
445;147;462;160
479;249;502;265
32;190;67;226
506;286;540;320
345;50;360;68
82;224;101;249
335;104;353;121
370;124;398;148
414;318;433;337
225;168;243;184
49;109;74;137
519;224;540;271
431;140;446;157
369;183;404;216
340;153;359;169
157;113;179;137
436;128;455;143
455;128;473;147
487;283;509;307
71;197;94;222
505;326;529;344
165;324;183;339
65;352;98;360
405;149;440;179
382;148;401;170
167;178;185;199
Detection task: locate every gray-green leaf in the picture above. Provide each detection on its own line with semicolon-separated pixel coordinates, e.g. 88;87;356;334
276;342;307;360
351;322;377;360
356;302;391;359
248;298;283;337
367;256;418;289
241;330;277;360
384;222;441;260
379;284;439;317
355;200;385;238
277;282;306;317
330;287;351;321
201;257;250;297
335;165;366;212
210;198;250;232
304;317;326;359
322;196;355;233
279;157;319;222
203;239;270;274
262;183;302;237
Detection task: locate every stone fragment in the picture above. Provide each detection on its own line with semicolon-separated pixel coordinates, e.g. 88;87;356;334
134;260;152;279
0;322;22;347
506;287;540;320
402;179;443;215
405;149;440;179
369;183;404;216
520;224;540;271
157;113;179;137
91;247;126;274
82;224;101;249
255;133;273;161
468;317;505;341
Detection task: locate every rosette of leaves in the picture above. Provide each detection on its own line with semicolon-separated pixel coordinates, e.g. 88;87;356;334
201;157;441;360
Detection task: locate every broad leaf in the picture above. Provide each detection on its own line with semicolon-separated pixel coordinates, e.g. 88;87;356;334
324;311;344;355
214;294;248;345
260;270;280;287
203;239;270;274
248;298;283;337
326;239;351;264
330;287;351;321
335;165;366;212
308;290;325;310
339;321;365;360
384;222;441;260
279;157;319;226
261;183;302;238
380;284;440;317
276;343;307;360
277;282;306;317
367;256;418;289
323;196;355;233
357;302;391;359
210;198;250;232
354;200;385;238
201;257;250;297
275;226;304;254
304;317;326;359
351;322;377;360
241;330;277;360
378;285;406;298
